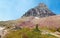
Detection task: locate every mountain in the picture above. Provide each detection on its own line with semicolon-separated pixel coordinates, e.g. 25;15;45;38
0;3;59;30
1;3;60;38
22;3;56;17
0;3;57;29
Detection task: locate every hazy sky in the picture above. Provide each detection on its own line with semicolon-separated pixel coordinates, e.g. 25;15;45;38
0;0;60;21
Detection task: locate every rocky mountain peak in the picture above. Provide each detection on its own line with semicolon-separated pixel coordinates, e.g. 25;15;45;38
38;3;47;9
22;3;56;17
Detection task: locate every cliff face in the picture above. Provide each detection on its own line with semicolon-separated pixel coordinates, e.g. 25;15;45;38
22;3;56;17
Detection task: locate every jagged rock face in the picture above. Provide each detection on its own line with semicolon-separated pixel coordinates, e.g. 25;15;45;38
22;3;56;17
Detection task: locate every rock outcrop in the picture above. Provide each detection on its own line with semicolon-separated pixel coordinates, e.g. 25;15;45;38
22;3;56;17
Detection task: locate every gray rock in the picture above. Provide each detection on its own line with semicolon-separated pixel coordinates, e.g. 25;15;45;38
22;3;56;17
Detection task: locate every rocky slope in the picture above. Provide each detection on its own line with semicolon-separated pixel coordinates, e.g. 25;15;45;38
22;3;56;17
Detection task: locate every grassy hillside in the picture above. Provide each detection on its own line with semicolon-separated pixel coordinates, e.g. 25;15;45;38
0;15;60;38
4;27;57;38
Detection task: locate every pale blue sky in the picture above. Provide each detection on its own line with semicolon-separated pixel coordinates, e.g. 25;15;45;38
0;0;60;21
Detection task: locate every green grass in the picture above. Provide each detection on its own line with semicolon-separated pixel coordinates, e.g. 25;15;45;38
4;28;57;38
